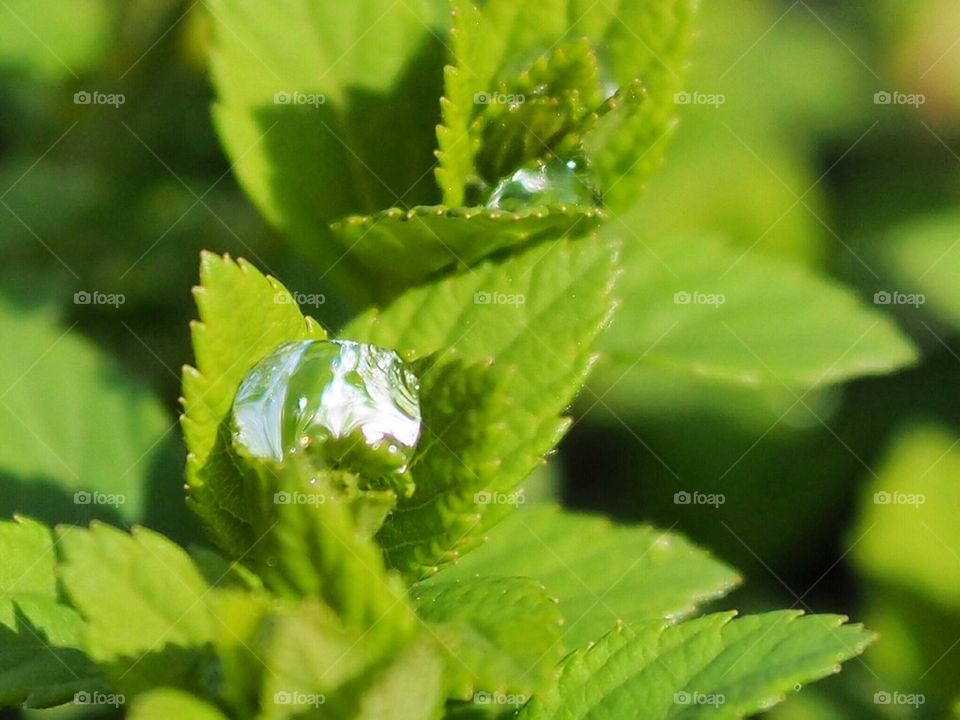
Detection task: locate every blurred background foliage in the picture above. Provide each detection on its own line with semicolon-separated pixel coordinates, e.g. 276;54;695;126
1;0;959;717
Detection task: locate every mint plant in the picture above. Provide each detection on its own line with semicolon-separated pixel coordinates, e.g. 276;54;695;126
1;0;924;718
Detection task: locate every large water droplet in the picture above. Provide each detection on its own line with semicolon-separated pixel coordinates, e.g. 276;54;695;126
231;340;422;478
485;157;601;211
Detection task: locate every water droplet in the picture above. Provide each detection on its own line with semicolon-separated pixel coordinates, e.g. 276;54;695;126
486;156;601;211
231;340;422;477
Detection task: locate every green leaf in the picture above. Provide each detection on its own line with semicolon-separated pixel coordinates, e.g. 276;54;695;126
241;460;413;638
598;232;917;389
345;235;619;575
0;298;171;527
850;425;960;701
576;0;697;212
129;688;229;720
437;0;568;205
852;424;960;606
519;611;875;719
329;205;604;297
877;211;960;331
424;505;739;649
437;0;696;210
56;522;213;695
205;588;273;719
0;0;112;81
181;251;326;556
209;0;448;289
413;576;564;699
0;517;100;708
375;360;510;577
256;596;444;720
352;634;446;720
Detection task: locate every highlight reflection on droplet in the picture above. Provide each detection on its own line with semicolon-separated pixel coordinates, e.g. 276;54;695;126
231;340;421;477
486;157;601;211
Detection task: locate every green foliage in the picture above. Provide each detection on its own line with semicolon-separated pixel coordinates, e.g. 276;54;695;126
57;522;214;695
181;252;327;555
0;0;112;81
329;205;604;297
209;0;448;293
0;299;171;526
427;505;740;649
878;211;960;330
1;1;918;718
437;0;695;211
0;517;99;708
347;235;619;576
520;612;874;719
241;460;413;635
129;689;230;720
412;576;564;699
256;599;445;719
850;425;960;713
598;231;917;389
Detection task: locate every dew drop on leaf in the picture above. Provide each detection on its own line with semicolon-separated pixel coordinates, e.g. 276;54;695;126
485;156;601;211
231;340;422;477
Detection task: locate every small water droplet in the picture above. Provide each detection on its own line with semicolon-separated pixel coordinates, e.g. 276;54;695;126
485;156;601;211
231;340;422;478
